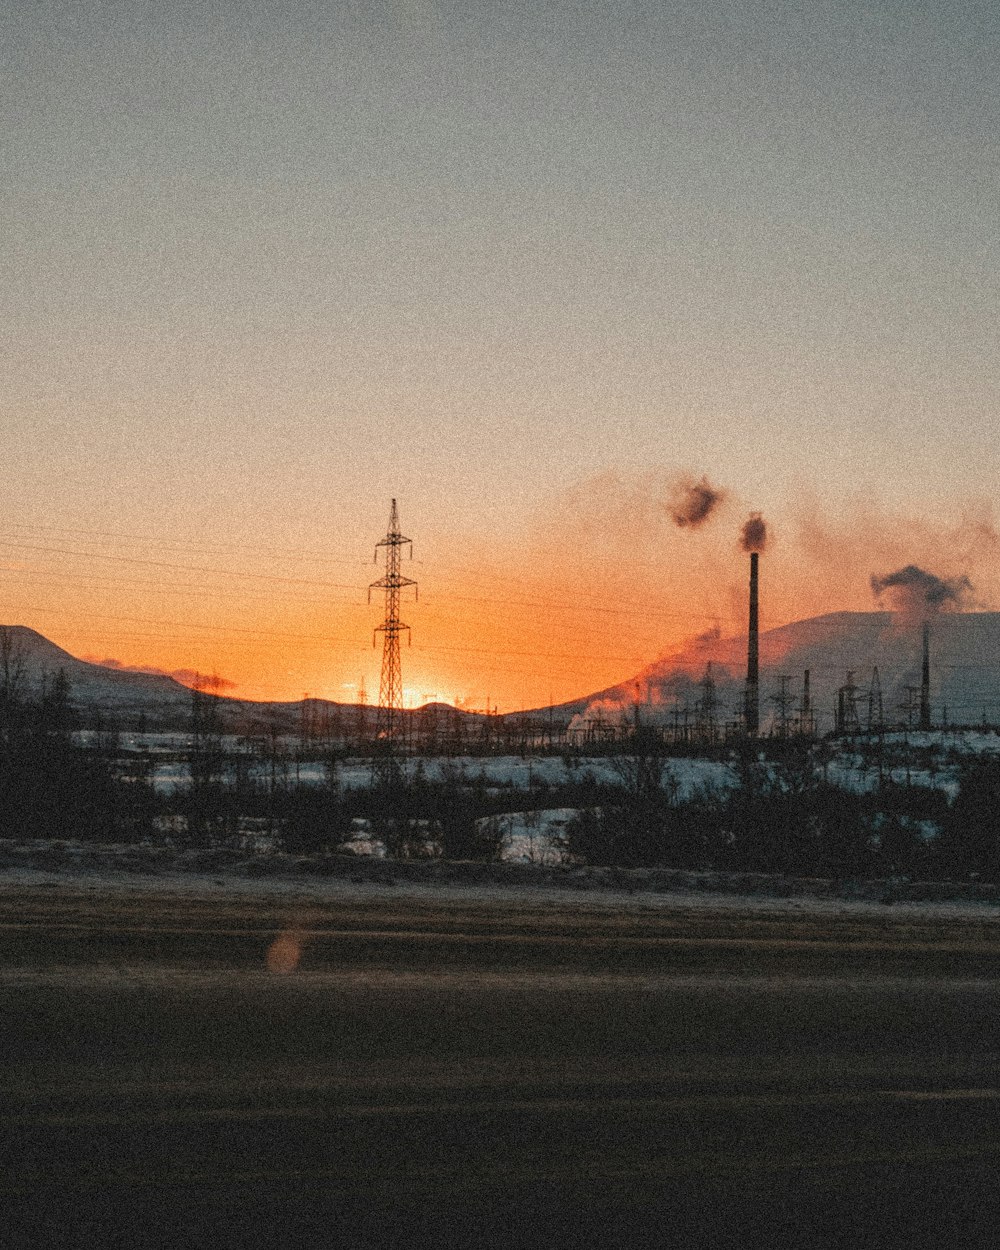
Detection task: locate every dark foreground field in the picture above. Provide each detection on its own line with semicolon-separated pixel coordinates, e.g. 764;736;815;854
2;882;1000;1248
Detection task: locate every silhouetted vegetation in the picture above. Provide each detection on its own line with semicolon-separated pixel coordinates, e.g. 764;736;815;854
4;633;1000;885
559;731;999;882
0;629;157;843
938;755;1000;881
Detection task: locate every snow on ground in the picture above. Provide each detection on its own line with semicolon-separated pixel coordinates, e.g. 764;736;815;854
824;761;958;796
335;809;576;864
3;861;1000;923
77;729;1000;798
134;751;738;797
824;733;1000;796
877;730;1000;754
483;808;578;866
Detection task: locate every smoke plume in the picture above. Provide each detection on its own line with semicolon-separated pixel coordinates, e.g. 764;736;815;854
869;565;973;618
741;513;767;553
668;475;726;529
693;624;722;646
93;658;236;691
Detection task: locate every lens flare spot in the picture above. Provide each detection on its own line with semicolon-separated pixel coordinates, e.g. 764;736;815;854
266;930;303;974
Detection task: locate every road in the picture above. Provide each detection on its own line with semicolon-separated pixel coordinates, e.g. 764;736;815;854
2;882;1000;1247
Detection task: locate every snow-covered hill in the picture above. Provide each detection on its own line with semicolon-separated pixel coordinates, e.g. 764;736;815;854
1;626;192;712
562;612;1000;733
8;613;1000;737
0;626;480;733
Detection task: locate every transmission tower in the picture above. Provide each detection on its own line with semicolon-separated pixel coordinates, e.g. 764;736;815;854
369;499;417;779
695;662;719;743
899;686;921;731
799;668;816;737
770;675;795;738
835;671;861;735
867;667;884;734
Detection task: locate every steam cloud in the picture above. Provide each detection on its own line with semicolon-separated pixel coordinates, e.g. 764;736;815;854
94;658;236;690
870;565;973;616
741;513;767;553
668;475;726;529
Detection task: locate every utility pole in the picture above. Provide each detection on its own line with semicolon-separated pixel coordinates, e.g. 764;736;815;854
369;499;417;782
899;686;921;731
835;671;861;735
868;667;884;734
696;662;719;744
770;675;794;738
800;668;815;737
355;676;367;753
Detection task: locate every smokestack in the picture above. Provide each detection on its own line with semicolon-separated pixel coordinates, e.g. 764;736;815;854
745;551;759;736
802;668;811;734
920;622;931;731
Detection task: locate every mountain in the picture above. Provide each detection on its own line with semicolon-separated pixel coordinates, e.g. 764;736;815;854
0;626;198;727
529;612;1000;734
8;615;1000;738
0;627;483;735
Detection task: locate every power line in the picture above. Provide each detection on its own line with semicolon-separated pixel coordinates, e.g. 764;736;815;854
16;602;1000;678
0;538;745;627
0;540;362;590
411;642;648;663
6;605;348;644
0;528;749;624
0;568;362;607
0;521;369;566
6;608;658;682
7;519;1000;625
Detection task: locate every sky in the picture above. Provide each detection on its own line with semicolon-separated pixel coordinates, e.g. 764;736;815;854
1;0;998;710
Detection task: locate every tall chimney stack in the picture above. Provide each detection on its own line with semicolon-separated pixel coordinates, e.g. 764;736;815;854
802;668;812;735
745;551;759;736
919;621;931;731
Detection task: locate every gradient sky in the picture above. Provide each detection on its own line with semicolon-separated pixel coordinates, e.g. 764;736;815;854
2;0;998;709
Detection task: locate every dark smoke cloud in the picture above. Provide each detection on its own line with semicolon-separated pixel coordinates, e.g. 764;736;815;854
740;513;767;553
869;565;973;616
92;658;236;690
186;672;236;693
693;625;722;646
668;475;726;529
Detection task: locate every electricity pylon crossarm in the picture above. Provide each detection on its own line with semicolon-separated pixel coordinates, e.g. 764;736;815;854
368;499;417;779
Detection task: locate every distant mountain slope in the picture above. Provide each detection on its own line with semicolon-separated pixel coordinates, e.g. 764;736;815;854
1;626;191;701
531;612;1000;733
9;617;1000;738
0;626;198;726
0;626;482;734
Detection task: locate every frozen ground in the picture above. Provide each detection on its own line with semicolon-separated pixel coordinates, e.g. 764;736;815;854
81;730;1000;799
126;751;740;796
2;841;1000;921
492;807;577;865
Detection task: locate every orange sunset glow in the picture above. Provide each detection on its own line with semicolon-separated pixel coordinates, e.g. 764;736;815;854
3;486;997;713
3;2;997;714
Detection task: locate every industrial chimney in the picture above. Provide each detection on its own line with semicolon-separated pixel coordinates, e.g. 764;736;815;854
745;551;759;736
919;622;931;731
801;668;812;736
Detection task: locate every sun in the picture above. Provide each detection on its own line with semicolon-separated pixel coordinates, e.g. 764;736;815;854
402;686;456;710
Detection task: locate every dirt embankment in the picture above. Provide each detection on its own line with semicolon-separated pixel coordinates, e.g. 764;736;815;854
2;838;999;908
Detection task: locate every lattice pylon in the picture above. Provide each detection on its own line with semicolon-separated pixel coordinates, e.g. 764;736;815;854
369;499;417;782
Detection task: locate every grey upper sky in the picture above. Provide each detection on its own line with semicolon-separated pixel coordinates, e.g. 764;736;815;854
1;0;998;700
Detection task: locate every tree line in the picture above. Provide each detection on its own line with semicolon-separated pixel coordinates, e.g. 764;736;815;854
1;633;999;882
561;729;1000;881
